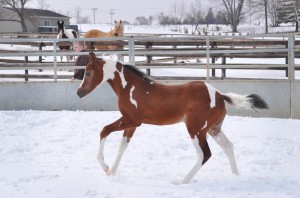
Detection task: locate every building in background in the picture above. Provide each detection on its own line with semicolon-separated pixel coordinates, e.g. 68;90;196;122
0;7;70;33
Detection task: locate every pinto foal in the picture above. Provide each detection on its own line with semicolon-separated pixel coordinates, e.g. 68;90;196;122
77;53;269;184
57;21;78;62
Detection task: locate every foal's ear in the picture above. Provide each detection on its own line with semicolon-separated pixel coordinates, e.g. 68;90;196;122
57;21;60;25
89;52;96;63
115;20;117;24
120;20;122;24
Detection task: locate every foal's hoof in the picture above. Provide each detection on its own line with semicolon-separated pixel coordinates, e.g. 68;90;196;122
172;180;190;185
103;165;109;173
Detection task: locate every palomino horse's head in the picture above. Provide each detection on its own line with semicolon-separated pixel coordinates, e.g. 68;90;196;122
112;20;124;37
77;52;106;98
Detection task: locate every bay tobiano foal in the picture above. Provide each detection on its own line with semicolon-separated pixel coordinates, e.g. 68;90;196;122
77;52;269;184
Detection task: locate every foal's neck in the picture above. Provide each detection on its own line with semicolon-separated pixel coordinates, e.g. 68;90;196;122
106;62;149;95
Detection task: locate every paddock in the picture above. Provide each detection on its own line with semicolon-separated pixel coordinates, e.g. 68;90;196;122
0;33;300;118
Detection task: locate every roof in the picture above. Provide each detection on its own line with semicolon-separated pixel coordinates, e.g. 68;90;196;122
4;7;70;19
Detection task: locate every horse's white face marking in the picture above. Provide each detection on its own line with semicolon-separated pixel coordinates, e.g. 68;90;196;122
205;83;216;108
118;67;127;89
146;92;149;94
102;59;118;83
129;86;138;108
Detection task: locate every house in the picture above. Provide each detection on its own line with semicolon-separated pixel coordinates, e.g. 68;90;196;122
0;7;71;33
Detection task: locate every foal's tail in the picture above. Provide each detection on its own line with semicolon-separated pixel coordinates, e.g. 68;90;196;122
222;93;269;111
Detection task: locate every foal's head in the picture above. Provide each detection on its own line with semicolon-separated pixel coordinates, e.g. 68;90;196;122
77;52;107;98
113;20;124;37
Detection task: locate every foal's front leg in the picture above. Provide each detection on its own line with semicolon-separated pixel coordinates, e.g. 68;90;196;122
107;127;136;175
97;117;139;174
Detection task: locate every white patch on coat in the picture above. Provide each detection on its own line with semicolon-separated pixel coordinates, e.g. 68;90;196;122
205;83;217;108
102;59;118;83
201;121;208;131
64;29;76;39
118;67;127;89
129;86;138;108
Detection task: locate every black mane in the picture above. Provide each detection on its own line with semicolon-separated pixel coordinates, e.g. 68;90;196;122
123;63;153;82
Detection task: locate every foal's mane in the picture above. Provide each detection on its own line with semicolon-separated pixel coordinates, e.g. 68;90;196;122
123;63;153;82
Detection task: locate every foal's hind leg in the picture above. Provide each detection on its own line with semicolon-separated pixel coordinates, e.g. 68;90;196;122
107;127;136;175
177;120;212;184
209;127;239;175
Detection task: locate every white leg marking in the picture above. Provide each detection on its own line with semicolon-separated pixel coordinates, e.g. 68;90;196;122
97;138;109;172
212;130;239;174
107;136;129;175
181;136;204;184
129;86;138;108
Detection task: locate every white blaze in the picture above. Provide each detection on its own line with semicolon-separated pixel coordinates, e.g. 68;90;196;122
129;86;138;108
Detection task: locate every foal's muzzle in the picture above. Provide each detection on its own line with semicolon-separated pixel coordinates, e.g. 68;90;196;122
77;88;87;98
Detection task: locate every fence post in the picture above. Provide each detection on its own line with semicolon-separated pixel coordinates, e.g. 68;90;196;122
39;42;43;72
24;56;28;82
206;38;210;81
288;33;295;118
146;42;152;75
128;37;135;66
53;39;58;82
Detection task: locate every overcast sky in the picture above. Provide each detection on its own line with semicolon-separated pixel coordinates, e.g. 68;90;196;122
28;0;209;24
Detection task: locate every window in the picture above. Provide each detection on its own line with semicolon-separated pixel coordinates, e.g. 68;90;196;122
44;21;50;26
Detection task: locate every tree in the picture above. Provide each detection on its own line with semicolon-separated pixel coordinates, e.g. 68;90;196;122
219;0;245;32
205;7;216;25
157;12;171;26
148;16;154;25
185;0;204;34
37;0;49;10
276;0;300;31
170;0;185;24
0;0;31;32
215;10;229;25
134;16;149;25
73;5;90;24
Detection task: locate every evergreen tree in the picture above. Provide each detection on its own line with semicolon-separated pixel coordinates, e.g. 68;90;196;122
276;0;300;31
205;8;216;25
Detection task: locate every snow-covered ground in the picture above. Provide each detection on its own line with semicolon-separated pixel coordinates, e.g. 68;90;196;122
0;111;299;198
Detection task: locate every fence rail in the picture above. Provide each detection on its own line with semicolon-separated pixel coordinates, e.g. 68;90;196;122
0;33;299;118
0;33;299;81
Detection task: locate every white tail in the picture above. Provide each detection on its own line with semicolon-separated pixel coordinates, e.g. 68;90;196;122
223;93;269;110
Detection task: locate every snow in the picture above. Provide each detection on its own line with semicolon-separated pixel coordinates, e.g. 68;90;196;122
0;110;300;198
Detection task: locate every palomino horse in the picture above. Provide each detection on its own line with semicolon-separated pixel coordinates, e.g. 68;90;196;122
57;21;78;62
77;53;269;184
84;20;124;50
